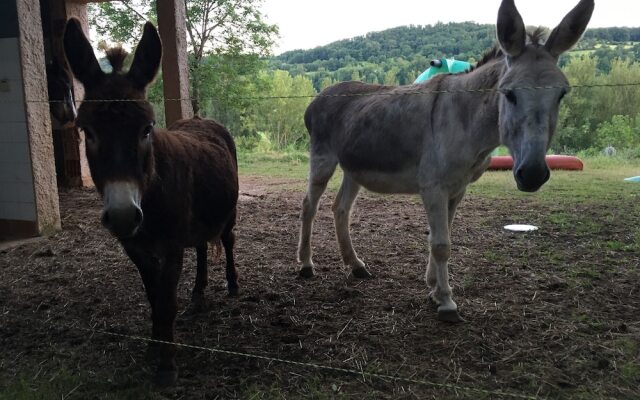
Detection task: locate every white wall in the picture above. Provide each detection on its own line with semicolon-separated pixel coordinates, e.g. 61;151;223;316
0;37;36;222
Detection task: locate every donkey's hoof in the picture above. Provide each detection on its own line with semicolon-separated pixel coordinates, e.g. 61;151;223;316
437;308;465;323
299;266;315;278
428;295;439;309
154;369;178;387
227;286;239;297
145;344;159;362
191;291;206;305
351;266;373;279
185;299;207;315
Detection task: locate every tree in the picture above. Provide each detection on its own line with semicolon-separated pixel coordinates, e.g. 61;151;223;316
89;0;278;115
553;56;599;151
554;56;640;152
248;70;316;150
183;0;278;114
89;1;155;46
383;67;399;85
319;76;336;91
595;115;638;150
594;58;640;124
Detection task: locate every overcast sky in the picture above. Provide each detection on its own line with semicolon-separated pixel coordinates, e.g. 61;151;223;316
261;0;640;54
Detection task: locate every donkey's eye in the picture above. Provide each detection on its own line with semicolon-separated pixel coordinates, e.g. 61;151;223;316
81;127;96;143
504;90;517;105
141;124;154;139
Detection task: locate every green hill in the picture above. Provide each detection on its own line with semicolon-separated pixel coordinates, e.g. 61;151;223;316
275;22;495;66
271;23;640;90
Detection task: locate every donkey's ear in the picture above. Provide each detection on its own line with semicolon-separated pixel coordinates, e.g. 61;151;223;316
63;18;104;88
497;0;526;58
128;22;162;90
545;0;594;58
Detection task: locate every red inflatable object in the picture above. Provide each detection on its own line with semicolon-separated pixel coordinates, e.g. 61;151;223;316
488;155;584;171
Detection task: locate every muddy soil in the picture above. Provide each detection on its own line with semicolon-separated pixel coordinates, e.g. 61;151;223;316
1;181;639;399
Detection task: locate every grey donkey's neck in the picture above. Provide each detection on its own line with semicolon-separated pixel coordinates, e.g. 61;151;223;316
434;57;505;154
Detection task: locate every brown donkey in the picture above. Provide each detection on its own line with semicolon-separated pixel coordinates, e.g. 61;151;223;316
63;19;239;385
46;57;76;129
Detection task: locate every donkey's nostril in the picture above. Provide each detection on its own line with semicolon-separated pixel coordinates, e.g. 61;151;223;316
101;206;142;238
514;164;550;192
101;210;111;228
134;207;143;225
515;168;525;183
101;181;143;238
543;168;551;183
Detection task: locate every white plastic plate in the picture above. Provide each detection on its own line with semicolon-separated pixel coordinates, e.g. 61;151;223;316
504;224;539;232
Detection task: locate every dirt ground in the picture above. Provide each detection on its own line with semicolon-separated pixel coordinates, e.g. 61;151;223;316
1;178;639;399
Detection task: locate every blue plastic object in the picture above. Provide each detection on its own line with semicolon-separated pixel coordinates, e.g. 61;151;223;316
414;58;472;83
624;176;640;182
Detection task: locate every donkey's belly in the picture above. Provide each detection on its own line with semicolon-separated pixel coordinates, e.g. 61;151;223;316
349;169;420;194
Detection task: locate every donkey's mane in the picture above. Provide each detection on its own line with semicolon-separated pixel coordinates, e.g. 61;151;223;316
474;26;549;69
105;47;129;73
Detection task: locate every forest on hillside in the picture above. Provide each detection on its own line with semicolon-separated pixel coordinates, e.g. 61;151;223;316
90;4;640;156
272;24;640;89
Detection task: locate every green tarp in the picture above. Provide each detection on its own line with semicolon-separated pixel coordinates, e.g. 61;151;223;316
414;58;471;83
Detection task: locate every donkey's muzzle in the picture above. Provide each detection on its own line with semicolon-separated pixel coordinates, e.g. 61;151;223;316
514;163;550;193
101;181;143;239
102;205;143;239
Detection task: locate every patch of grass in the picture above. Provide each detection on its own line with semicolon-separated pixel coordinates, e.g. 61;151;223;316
238;153;640;209
571;313;611;334
613;338;640;383
538;248;566;265
605;240;636;252
238;151;348;192
572;264;604;281
547;212;573;228
241;377;346;400
483;249;505;264
0;374;79;400
238;150;309;180
0;368;159;400
615;337;638;355
508;362;550;394
620;363;640;382
469;161;640;205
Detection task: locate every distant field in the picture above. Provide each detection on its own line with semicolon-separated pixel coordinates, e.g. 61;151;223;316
569;41;640;58
238;152;640;198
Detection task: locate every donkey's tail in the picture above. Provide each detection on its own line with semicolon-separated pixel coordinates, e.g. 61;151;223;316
303;104;314;134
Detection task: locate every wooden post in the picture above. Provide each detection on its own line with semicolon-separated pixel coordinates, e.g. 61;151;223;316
41;0;93;187
156;0;193;127
16;0;61;234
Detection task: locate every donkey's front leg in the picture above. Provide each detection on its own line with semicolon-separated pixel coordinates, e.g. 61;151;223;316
150;246;185;386
426;192;465;291
421;190;463;322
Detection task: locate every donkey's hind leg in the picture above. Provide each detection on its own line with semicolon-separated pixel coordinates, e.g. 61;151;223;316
191;243;208;306
297;153;337;278
221;213;239;296
333;173;369;278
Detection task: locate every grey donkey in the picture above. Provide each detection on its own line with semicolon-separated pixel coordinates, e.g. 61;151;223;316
297;0;594;322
